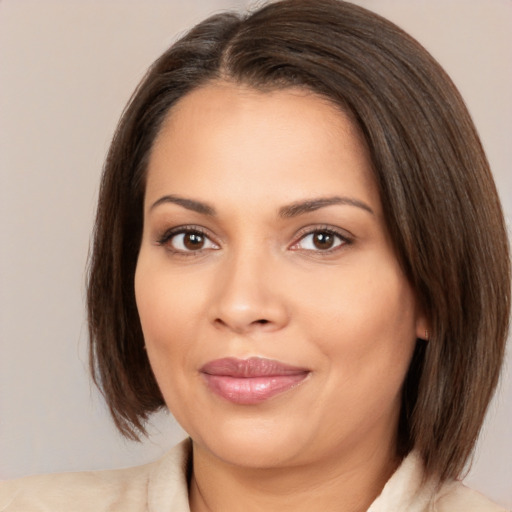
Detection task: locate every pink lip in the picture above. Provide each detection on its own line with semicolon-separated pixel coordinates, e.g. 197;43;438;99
200;357;310;405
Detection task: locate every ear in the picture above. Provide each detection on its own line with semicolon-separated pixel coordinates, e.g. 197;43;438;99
415;315;430;341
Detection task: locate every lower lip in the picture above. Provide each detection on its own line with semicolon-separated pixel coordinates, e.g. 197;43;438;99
202;373;309;404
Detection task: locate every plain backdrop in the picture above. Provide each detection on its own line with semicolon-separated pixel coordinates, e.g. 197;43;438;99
0;0;510;508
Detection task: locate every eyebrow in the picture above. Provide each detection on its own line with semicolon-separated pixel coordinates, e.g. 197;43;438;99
279;196;374;217
149;195;216;216
149;194;374;218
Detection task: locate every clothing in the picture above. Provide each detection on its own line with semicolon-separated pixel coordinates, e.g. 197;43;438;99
0;439;506;512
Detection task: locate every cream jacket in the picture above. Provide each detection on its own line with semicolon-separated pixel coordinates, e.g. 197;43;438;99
0;440;506;511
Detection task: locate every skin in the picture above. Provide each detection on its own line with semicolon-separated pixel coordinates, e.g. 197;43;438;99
135;83;427;512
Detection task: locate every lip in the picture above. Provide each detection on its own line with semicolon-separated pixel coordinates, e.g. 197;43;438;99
200;357;310;405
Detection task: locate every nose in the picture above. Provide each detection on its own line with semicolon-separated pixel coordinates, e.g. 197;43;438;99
209;249;290;335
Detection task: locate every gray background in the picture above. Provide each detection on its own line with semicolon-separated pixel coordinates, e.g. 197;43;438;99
0;0;510;507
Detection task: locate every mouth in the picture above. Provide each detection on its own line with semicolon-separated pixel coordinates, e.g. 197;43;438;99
200;357;310;405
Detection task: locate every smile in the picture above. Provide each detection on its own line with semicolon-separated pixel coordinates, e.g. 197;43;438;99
200;357;310;405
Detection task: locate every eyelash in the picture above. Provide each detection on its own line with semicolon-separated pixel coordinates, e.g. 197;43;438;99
156;225;219;256
155;225;352;256
290;226;352;254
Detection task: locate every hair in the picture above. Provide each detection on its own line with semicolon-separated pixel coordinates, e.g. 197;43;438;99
87;0;510;482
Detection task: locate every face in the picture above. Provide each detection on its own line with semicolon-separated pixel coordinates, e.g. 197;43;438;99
135;83;426;470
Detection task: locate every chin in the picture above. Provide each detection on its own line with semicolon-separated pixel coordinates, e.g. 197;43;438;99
190;418;315;469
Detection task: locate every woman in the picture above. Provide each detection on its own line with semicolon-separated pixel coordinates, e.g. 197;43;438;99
1;0;509;510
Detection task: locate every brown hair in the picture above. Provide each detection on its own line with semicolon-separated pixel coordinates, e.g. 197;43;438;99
87;0;510;481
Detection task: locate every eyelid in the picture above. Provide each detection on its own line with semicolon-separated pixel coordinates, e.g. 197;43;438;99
156;225;220;254
289;225;353;252
154;223;353;255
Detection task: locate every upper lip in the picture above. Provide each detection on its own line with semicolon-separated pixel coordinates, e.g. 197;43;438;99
200;357;309;377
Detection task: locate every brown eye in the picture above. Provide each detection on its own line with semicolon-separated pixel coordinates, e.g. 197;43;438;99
183;232;205;250
312;232;335;250
292;229;347;252
164;229;219;253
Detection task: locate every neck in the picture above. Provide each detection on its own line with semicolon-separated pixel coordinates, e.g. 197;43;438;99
189;440;400;512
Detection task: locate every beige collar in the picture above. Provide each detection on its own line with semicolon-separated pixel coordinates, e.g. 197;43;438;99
146;439;437;512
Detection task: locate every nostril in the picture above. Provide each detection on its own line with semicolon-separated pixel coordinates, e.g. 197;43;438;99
255;319;269;325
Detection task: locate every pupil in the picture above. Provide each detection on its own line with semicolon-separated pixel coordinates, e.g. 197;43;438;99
184;233;204;250
313;232;333;249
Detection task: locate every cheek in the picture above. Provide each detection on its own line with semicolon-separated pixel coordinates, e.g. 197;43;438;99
134;257;198;375
305;271;417;443
134;259;203;422
135;254;198;339
299;258;418;393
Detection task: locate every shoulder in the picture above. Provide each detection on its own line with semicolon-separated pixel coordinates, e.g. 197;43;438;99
0;439;191;512
369;451;507;512
0;462;154;512
433;480;508;512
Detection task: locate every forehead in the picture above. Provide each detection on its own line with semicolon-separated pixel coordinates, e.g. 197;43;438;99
155;82;363;152
145;82;378;212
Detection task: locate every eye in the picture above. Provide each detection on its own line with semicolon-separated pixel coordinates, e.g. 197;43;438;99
291;229;349;252
158;227;219;254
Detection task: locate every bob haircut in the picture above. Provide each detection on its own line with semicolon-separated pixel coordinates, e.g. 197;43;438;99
88;0;510;482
